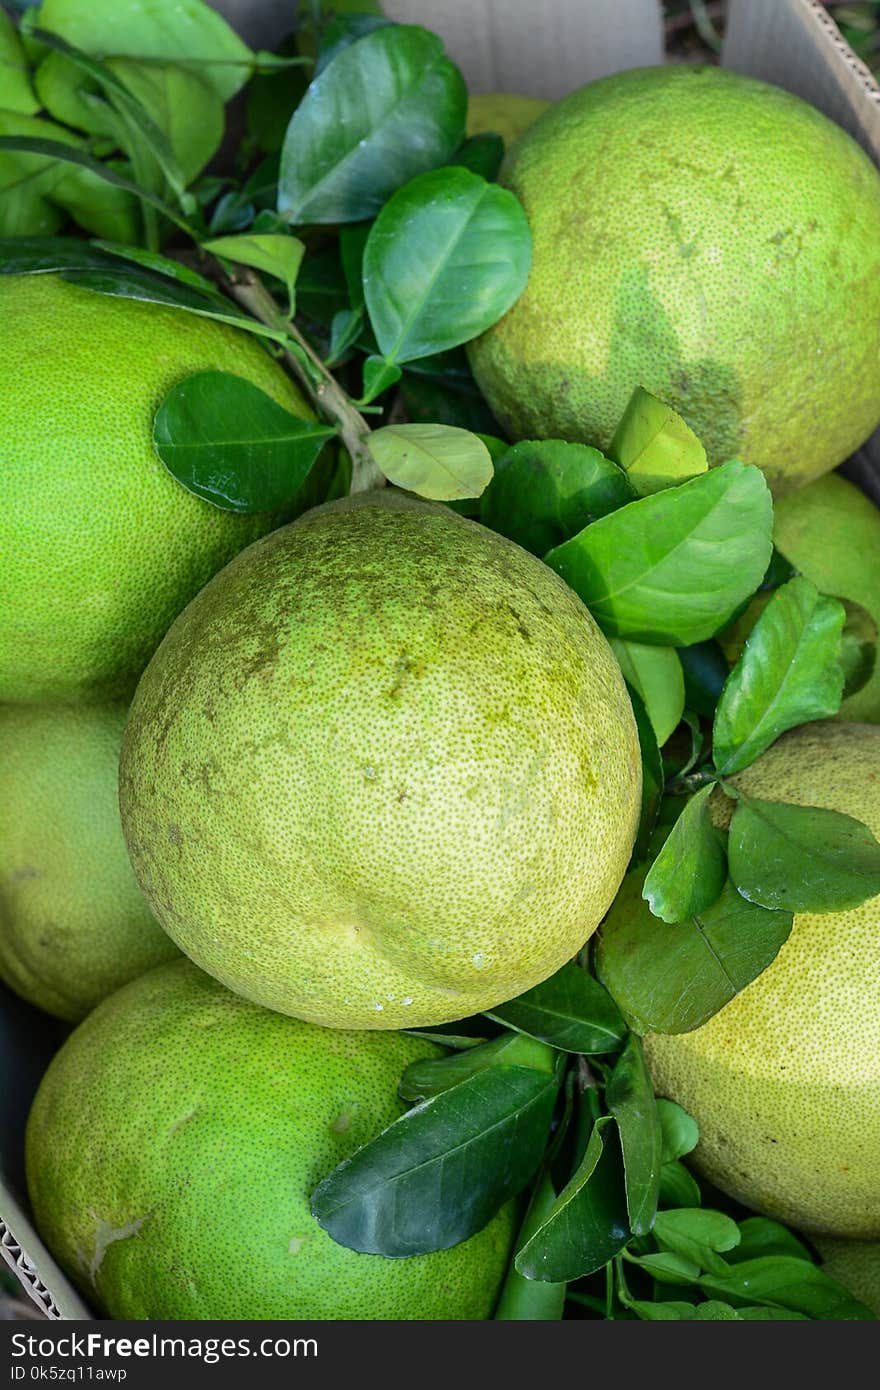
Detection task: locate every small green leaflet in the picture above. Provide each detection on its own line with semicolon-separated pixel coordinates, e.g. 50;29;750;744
201;233;305;315
610;640;684;747
363;165;530;364
605;1034;662;1235
657;1099;699;1162
153;371;335;512
609;386;708;496
698;1257;874;1320
485;962;627;1055
369;423;493;500
713;578;845;776
727;794;880;913
642;785;727;923
398;1032;551;1103
544;460;773;646
653;1207;741;1277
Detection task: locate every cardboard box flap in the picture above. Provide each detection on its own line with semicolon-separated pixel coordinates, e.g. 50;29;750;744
1;1185;91;1320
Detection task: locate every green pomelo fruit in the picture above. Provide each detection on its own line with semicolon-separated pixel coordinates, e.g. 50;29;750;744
0;702;178;1021
812;1237;880;1317
119;491;641;1030
468;65;880;493
26;958;515;1319
466;92;550;146
0;273;328;704
644;722;880;1237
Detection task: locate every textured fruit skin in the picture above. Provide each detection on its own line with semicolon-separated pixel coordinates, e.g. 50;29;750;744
0;274;325;703
25;958;516;1320
466;92;550;146
645;722;880;1237
468;66;880;493
813;1237;880;1316
119;491;641;1029
773;473;880;722
0;702;177;1021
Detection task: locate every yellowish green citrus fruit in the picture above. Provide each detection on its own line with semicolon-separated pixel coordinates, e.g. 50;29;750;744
0;702;178;1022
645;722;880;1237
26;958;515;1319
812;1237;880;1316
0;273;325;704
468;66;880;493
119;491;641;1030
466;92;550;146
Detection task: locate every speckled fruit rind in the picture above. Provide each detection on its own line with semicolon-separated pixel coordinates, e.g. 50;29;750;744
468;66;880;494
645;722;880;1237
0;274;328;704
812;1237;880;1316
466;92;550;146
119;491;641;1030
0;702;178;1022
25;958;516;1320
773;473;880;723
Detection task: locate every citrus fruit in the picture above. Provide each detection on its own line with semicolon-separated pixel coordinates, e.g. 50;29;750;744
26;958;515;1320
468;65;880;492
812;1237;880;1316
119;491;641;1029
467;92;550;145
0;702;177;1021
0;273;326;703
644;722;880;1236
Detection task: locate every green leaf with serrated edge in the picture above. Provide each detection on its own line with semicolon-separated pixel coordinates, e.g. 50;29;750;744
398;1032;553;1103
609;386;708;496
677;640;729;719
657;1099;699;1162
610;640;684;748
0;9;39;114
369;423;493;501
57;264;285;341
37;0;252;102
479;440;634;556
485;962;626;1055
544;460;773;646
606;1034;662;1235
628;684;664;862
311;1060;560;1256
658;1161;702;1209
698;1257;874;1320
495;1174;566;1321
515;1116;629;1282
642;785;727;924
713;578;845;776
153;371;335;512
202;233;305;314
363;165;530;364
278;25;466;224
653;1207;740;1276
728;1217;813;1265
727;794;880;913
595;873;792;1035
838;596;877;700
359;355;402;403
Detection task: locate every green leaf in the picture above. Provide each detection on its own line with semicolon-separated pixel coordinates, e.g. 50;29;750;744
727;794;880;913
515;1116;629;1282
658;1160;702;1209
610;641;684;747
642;786;727;923
153;370;334;512
657;1099;699;1162
596;873;792;1035
609;386;708;496
677;640;729;719
629;685;664;862
837;597;877;701
606;1034;662;1235
202;233;305;315
311;1060;560;1256
359;355;402;403
544;460;773;646
37;0;253;102
0;235;120;274
698;1257;874;1320
713;579;845;776
278;24;466;224
398;1032;554;1103
0;112;139;240
494;1175;566;1320
315;13;390;76
91;240;221;296
631;1249;701;1284
485;962;626;1055
653;1207;741;1276
105;57;224;185
363;165;530;364
453;132;504;180
369;423;493;501
0;8;39;114
730;1217;813;1265
479;440;634;556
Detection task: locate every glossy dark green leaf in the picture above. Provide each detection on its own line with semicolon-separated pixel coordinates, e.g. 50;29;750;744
729;1217;813;1265
494;1175;566;1320
606;1034;662;1235
629;684;664;862
315;13;390;75
642;785;727;923
339;220;370;311
201;233;305;314
609;386;708;496
153;370;334;512
678;640;729;718
658;1161;702;1209
369;422;493;500
453;132;504;180
278;24;466;224
699;1257;874;1320
57;263;284;340
485;962;626;1055
311;1059;560;1255
398;1032;553;1103
727;794;880;913
479;439;634;556
595;873;792;1035
610;641;684;748
92;240;220;296
656;1099;699;1162
400;348;501;434
653;1207;740;1276
363;166;530;364
0;235;120;274
838;597;878;700
713;579;845;776
515;1116;629;1282
544;460;773;646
